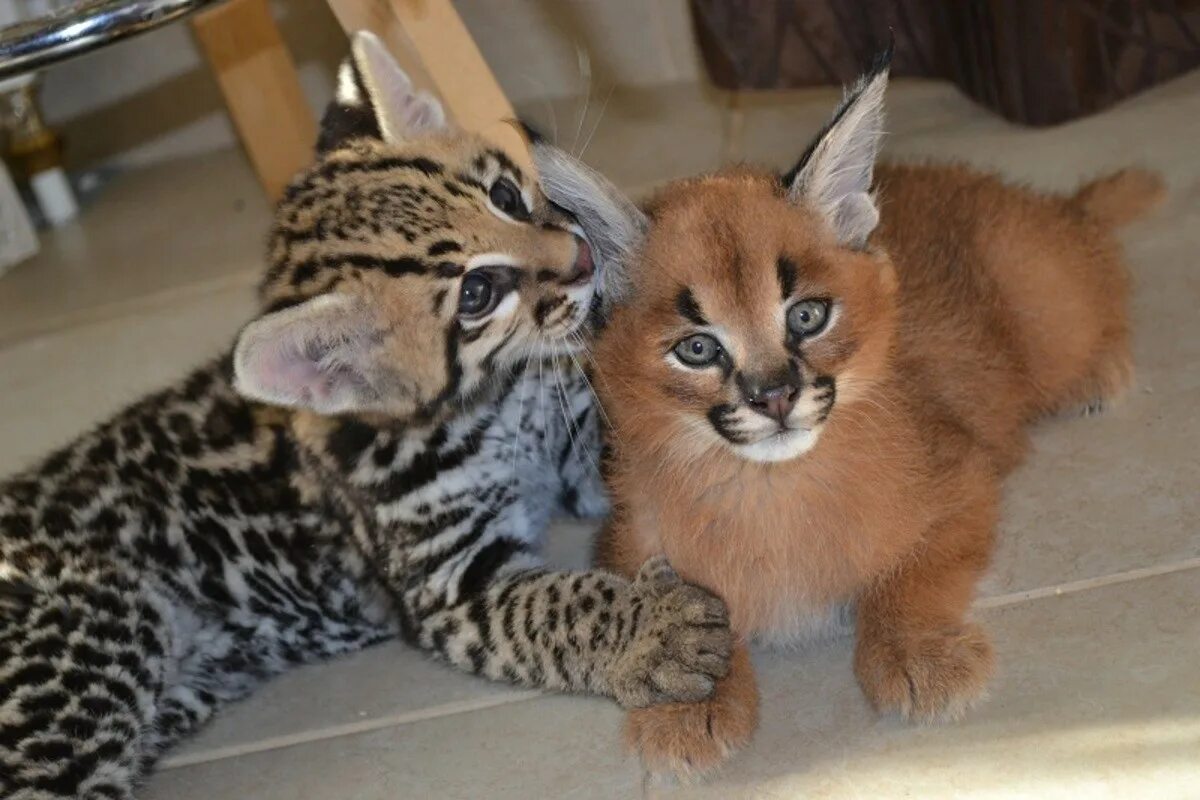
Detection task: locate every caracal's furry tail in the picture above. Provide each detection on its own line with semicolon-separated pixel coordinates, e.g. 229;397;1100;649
1072;168;1166;228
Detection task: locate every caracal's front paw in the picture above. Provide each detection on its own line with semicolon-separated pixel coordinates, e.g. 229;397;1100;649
624;679;758;780
608;557;732;708
855;621;994;722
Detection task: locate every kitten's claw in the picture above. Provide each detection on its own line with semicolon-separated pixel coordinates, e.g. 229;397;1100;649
634;555;681;593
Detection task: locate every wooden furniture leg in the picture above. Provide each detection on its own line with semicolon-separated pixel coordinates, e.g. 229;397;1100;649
324;0;529;167
191;0;317;199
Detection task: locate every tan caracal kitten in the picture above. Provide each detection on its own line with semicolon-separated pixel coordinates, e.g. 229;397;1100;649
531;52;1163;776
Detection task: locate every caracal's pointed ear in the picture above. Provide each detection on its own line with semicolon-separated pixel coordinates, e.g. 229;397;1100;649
527;131;647;310
783;46;891;250
318;31;448;152
233;294;390;416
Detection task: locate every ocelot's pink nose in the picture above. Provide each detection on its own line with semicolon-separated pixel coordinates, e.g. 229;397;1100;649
563;236;594;285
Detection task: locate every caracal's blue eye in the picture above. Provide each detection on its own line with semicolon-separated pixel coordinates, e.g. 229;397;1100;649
786;298;830;337
673;334;722;367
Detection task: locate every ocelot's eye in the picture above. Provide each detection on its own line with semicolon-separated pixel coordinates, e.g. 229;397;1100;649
786;298;831;337
459;272;498;317
673;334;723;367
488;177;529;221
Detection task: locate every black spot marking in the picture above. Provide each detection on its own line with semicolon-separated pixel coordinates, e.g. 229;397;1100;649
479;328;517;374
461;321;491;344
382;257;428;277
707;404;748;444
327;419;377;471
675;288;708;326
777;256;798;300
490;149;524;183
460;539;527;599
436;261;464;279
428;240;462;257
290;260;318;286
310;155;444;182
442;180;471;199
534;295;567;327
813;375;837;422
391;156;443;176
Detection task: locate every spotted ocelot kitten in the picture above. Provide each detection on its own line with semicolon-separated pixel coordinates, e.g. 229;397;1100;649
0;33;731;799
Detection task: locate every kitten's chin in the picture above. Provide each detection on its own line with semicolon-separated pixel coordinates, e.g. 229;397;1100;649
731;428;821;463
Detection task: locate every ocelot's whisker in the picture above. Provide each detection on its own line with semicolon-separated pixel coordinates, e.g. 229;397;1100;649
564;340;612;431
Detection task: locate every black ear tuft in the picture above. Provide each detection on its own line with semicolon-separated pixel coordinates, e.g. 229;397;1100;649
782;43;891;249
781;43;893;190
868;36;895;81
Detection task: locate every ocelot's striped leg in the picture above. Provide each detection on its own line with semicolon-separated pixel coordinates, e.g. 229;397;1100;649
0;568;168;800
398;548;733;709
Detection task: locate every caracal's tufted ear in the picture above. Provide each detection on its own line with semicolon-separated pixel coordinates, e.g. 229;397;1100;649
783;47;891;250
232;294;394;416
318;31;448;152
528;133;647;312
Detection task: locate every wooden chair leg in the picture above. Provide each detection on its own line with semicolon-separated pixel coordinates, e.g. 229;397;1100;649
324;0;529;168
191;0;317;200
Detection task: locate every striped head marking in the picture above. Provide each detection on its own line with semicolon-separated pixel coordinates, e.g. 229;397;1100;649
233;32;595;423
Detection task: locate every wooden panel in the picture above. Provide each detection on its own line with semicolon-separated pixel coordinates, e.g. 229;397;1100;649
325;0;529;168
191;0;317;199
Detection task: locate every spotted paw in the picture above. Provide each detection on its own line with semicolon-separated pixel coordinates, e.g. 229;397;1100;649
855;621;994;722
607;557;733;708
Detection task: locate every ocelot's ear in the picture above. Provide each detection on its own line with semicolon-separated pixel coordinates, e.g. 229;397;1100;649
528;134;647;311
783;47;891;250
232;294;394;416
317;31;449;153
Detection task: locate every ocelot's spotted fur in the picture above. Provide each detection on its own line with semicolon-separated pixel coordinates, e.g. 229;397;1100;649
0;33;731;799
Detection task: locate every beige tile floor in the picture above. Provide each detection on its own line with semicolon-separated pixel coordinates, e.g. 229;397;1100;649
0;71;1197;799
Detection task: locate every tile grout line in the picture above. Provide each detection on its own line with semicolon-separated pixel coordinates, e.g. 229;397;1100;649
974;556;1200;610
158;690;545;770
158;556;1200;771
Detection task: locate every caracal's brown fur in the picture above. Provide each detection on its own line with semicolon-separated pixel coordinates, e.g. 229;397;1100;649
594;160;1161;774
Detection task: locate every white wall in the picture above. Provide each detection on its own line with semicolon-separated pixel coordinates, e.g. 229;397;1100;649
36;0;702;171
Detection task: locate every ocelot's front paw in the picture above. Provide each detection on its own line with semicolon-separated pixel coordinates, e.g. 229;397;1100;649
608;557;732;708
855;621;994;722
